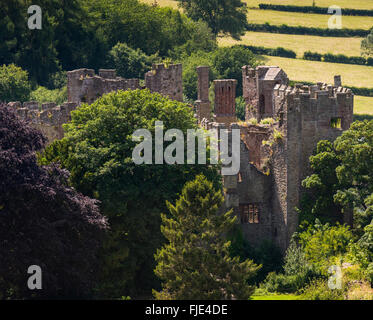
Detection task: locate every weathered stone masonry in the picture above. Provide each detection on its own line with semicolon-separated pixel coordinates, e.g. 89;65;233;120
7;63;354;252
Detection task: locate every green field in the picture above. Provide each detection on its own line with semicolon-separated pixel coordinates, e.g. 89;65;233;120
244;0;373;10
354;96;373;115
247;9;373;29
264;55;373;87
143;0;373;10
142;0;373;116
219;32;364;57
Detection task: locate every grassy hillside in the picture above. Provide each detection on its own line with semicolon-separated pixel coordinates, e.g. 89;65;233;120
219;32;363;57
244;0;373;10
247;9;373;29
264;55;373;87
142;0;373;11
354;96;373;115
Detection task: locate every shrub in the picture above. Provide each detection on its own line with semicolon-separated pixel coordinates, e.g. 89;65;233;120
236;96;246;121
30;86;67;106
0;64;31;102
260;118;275;125
303;51;322;61
298;221;354;268
300;279;344;300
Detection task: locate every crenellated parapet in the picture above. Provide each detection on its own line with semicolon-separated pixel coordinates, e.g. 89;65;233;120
8;101;78;143
145;64;183;102
67;68;140;105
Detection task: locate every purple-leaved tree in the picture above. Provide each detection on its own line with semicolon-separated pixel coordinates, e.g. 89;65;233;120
0;104;108;299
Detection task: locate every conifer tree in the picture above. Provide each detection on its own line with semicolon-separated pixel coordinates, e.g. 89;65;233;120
154;174;260;300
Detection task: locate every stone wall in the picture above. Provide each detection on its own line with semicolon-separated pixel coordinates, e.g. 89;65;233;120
145;64;183;102
243;65;288;121
7;101;78;144
214;79;237;125
195;66;211;123
67;68;140;105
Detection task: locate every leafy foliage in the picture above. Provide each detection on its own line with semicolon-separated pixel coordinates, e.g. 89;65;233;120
154;175;259;300
0;104;107;299
29;86;67;105
301;121;373;230
41;89;221;298
176;0;248;39
107;42;158;79
0;64;31;102
361;28;373;56
298;220;354;268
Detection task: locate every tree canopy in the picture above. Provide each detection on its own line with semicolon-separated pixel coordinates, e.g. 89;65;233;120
0;104;107;299
154;174;259;300
176;0;248;39
301;120;373;234
41;89;221;297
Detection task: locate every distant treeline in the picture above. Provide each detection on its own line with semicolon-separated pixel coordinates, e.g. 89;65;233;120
258;4;373;17
290;80;373;97
246;23;370;37
237;45;296;58
303;51;373;66
237;44;373;67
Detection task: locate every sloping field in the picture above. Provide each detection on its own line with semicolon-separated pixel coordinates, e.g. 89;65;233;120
142;0;373;10
354;96;373;115
247;9;373;29
244;0;373;10
141;0;178;8
219;32;363;57
264;55;373;87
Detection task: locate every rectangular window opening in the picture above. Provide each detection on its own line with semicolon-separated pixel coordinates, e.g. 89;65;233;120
331;117;342;129
240;204;260;224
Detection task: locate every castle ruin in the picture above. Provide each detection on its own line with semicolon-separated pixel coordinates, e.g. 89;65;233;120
7;62;354;252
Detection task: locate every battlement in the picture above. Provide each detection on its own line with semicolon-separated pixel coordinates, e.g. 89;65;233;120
8;101;78;126
145;63;183;101
67;68;140;105
8;101;78;143
273;82;353;100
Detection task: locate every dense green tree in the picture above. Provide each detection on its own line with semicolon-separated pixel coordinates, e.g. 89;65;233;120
85;0;193;57
41;89;220;298
361;28;373;56
0;64;31;102
0;104;107;299
107;42;158;79
176;0;248;39
154;174;259;300
179;51;216;101
212;46;259;96
301;121;373;232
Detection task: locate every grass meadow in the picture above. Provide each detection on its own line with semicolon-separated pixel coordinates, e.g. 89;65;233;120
141;0;373;115
246;9;373;29
219;32;364;57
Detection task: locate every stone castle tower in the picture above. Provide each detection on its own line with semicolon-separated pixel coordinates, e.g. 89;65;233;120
196;65;354;251
7;62;354;252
